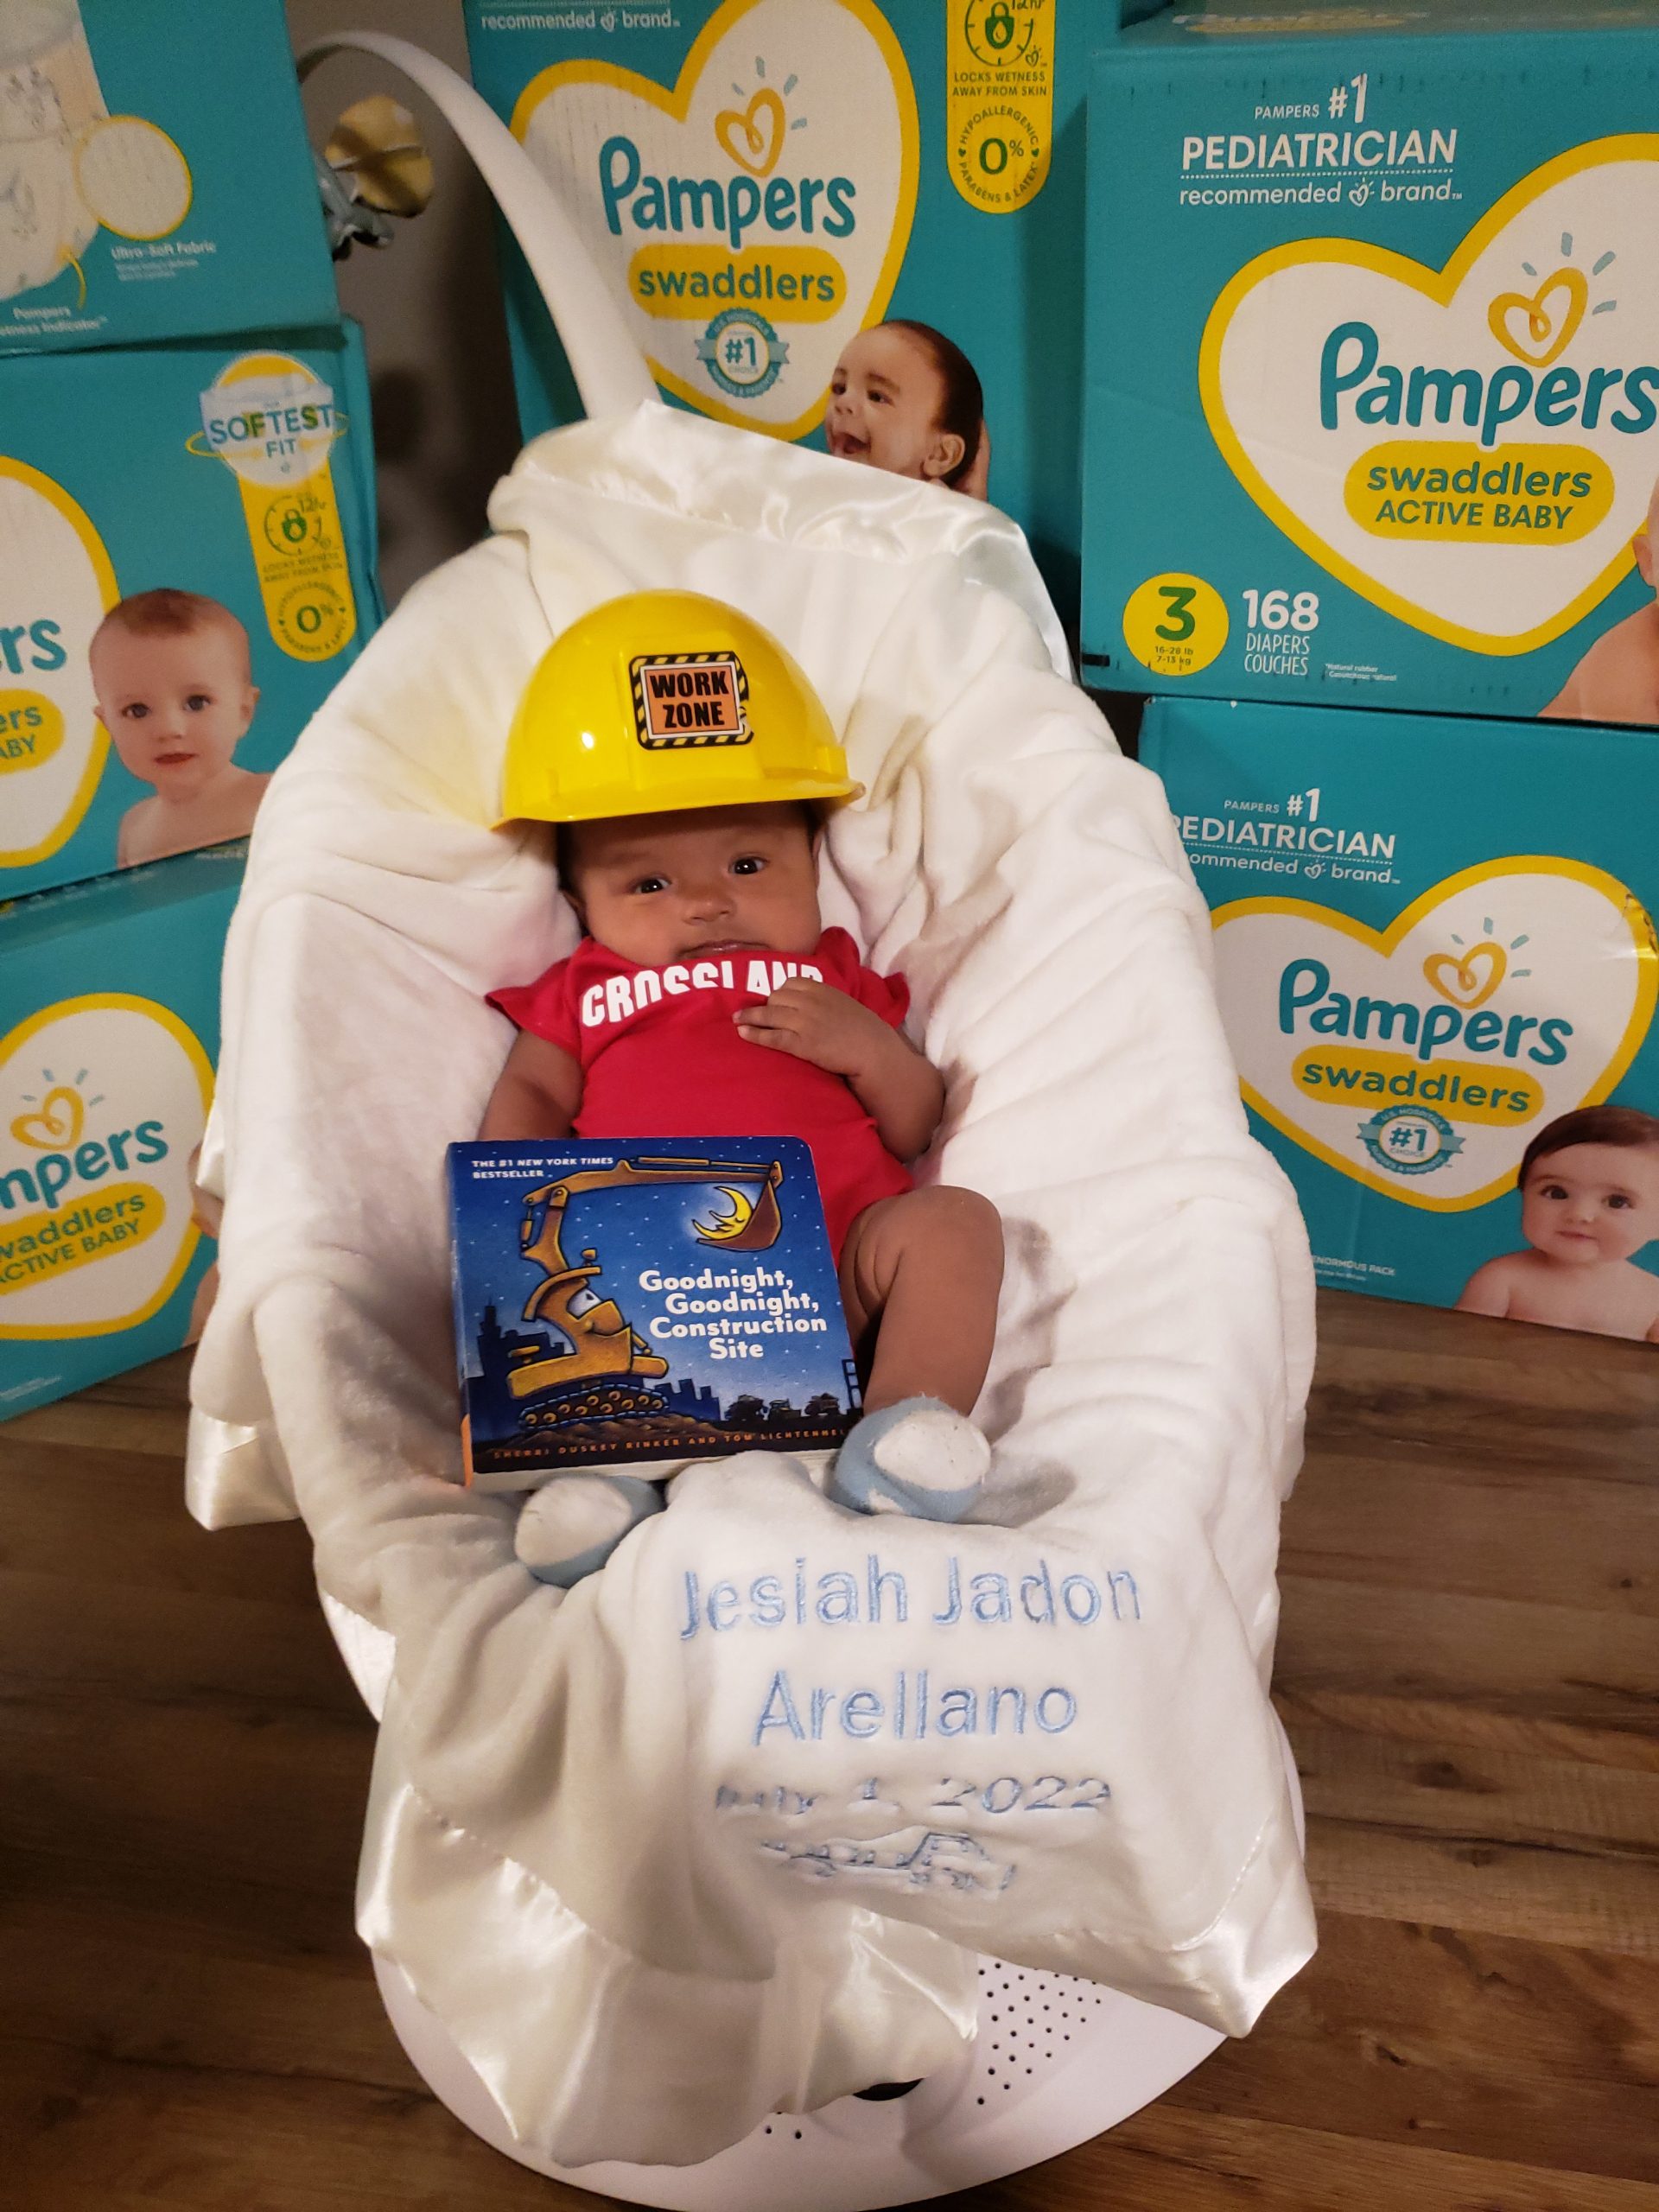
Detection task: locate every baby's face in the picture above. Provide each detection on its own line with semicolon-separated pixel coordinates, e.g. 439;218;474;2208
564;802;823;970
92;625;257;798
827;326;957;482
1521;1141;1659;1264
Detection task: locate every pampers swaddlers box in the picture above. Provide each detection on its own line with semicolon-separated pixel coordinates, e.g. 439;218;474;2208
1;321;381;900
0;0;334;354
0;843;242;1414
1084;1;1659;721
463;0;1093;608
1141;696;1659;1342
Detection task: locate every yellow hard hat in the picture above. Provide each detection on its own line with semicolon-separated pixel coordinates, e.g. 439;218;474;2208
497;589;862;826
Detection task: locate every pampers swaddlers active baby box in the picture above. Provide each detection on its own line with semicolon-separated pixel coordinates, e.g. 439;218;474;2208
1083;0;1659;722
186;33;1316;2202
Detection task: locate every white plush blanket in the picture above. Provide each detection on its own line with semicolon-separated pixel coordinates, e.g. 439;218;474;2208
188;404;1317;2171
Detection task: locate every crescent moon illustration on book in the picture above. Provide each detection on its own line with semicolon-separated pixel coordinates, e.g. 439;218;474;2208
693;1185;757;1242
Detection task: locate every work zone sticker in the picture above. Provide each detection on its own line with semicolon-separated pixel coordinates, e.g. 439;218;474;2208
631;650;753;748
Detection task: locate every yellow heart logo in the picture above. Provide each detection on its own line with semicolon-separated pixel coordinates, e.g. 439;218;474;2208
1211;859;1658;1212
2;995;213;1340
0;457;118;874
715;86;785;179
1199;135;1659;656
1486;267;1587;367
1422;940;1507;1009
10;1084;84;1150
511;0;918;441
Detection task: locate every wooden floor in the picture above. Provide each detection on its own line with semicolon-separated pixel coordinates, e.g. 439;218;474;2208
3;1292;1656;2209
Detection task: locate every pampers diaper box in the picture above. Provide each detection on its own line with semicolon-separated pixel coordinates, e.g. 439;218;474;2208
463;0;1100;610
1141;696;1659;1344
2;321;381;900
0;0;335;355
1083;1;1659;722
0;842;242;1414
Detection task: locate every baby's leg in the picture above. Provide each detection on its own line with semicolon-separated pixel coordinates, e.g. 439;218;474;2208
830;1187;1002;1522
839;1185;1003;1414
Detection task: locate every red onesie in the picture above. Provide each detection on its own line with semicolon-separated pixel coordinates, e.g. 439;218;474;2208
489;925;914;1260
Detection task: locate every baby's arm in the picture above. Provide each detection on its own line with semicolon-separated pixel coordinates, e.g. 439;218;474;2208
480;1030;583;1140
735;979;945;1161
1454;1254;1518;1318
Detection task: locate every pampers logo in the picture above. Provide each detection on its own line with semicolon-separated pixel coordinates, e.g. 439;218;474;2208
0;995;212;1338
7;1079;169;1210
510;0;918;435
1211;859;1658;1211
600;116;858;257
1201;137;1659;652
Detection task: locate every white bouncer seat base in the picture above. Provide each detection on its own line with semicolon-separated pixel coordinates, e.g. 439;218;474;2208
374;1946;1226;2209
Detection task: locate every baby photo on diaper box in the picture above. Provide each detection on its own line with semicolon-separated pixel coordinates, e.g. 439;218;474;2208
1084;0;1659;722
0;0;335;355
1142;695;1659;1344
1;322;381;900
0;843;242;1415
463;0;1092;609
450;1135;858;1488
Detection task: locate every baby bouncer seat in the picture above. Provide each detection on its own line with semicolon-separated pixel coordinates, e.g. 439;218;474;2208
186;34;1317;2203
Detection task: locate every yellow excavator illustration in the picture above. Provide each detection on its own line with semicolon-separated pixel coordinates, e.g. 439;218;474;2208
506;1154;785;1427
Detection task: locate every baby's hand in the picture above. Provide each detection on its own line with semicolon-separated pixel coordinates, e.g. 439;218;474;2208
734;978;893;1077
740;976;944;1159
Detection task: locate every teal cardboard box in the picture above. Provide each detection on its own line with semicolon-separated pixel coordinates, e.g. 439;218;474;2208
0;842;243;1414
1083;1;1659;722
463;0;1094;613
0;0;336;355
1;321;382;901
1141;696;1659;1343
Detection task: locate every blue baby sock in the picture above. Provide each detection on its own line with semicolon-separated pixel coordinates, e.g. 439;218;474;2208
827;1396;990;1522
515;1474;666;1587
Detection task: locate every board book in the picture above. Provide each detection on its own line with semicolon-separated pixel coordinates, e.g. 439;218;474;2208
449;1135;860;1487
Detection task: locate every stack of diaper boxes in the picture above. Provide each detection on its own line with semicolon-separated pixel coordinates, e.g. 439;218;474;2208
1087;0;1659;1342
461;0;1160;623
1;0;382;1411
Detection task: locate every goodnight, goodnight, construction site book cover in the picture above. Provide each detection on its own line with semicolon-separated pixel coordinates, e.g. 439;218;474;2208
448;1137;860;1488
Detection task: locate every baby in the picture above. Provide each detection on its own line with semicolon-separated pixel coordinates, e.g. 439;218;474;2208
1457;1105;1659;1342
91;588;268;868
827;320;988;499
481;594;1004;1586
1541;476;1659;724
